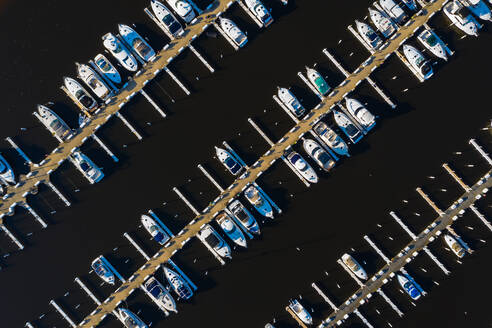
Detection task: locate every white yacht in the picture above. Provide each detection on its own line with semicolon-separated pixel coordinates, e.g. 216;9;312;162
143;276;177;312
333;110;363;143
342;253;368;280
397;274;421;300
162;266;193;299
355;20;383;50
287;151;318;183
369;7;397;38
417;29;447;61
244;185;273;218
63;77;98;113
402;44;434;80
401;0;418;11
345;98;376;130
118;24;156;62
102;33;138;72
0;154;15;185
379;0;408;24
76;63;111;100
118;308;147;328
94;54;122;84
91;256;115;285
229;199;261;235
215;146;243;175
303;138;335;172
245;0;273;27
444;234;466;258
278;87;305;117
443;1;480;36
166;0;196;23
306;67;330;96
460;0;492;21
288;299;313;325
215;211;247;248
219;17;248;48
70;150;104;184
199;224;232;258
36;104;73;142
141;214;170;245
313;121;349;156
151;0;184;37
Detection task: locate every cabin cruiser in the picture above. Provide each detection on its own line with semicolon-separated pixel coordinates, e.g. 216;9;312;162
199;224;232;258
70;150;104;184
417;29;447;61
443;1;480;36
333;110;363;143
355;20;383;50
379;0;408;24
342;253;368;280
288;299;313;325
229;199;261;235
302;138;335;172
215;146;243;175
287;151;318;183
63;77;98;113
245;0;273;27
118;308;147;328
162;266;193;299
460;0;492;21
345;98;376;130
151;0;184;37
369;7;396;38
401;0;418;11
119;24;156;62
244;185;273;218
94;54;121;84
166;0;195;23
102;33;138;72
144;276;177;312
278;87;305;117
36;105;72;142
306;67;330;96
219;17;248;48
215;211;247;248
0;154;15;185
76;63;111;100
91;256;115;284
402;44;434;80
313;121;349;156
141;214;170;245
397;274;421;300
444;234;466;258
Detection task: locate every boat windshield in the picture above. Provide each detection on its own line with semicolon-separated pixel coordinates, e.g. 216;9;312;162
224;157;238;169
154;231;168;244
80;162;91;172
168;21;181;34
88;76;103;89
123;316;139;328
315;77;329;94
204;232;220;247
346;123;359;138
234;208;249;222
426;34;438;46
113;43;123;54
367;31;378;42
456;7;469;20
96;58;111;72
346;257;360;271
79;95;95;109
163;13;175;25
133;39;152;58
317;151;332;165
149;285;162;298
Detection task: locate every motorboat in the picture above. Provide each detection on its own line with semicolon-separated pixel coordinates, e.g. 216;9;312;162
219;17;248;48
341;253;368;280
460;0;492;21
306;67;330;96
229;199;261;235
397;274;421;300
63;77;98;113
91;256;115;285
313;121;349;156
345;98;376;130
444;234;466;258
102;33;138;72
245;0;273;27
118;308;147;328
417;29;448;61
144;276;177;312
199;224;232;258
355;20;383;50
70;150;104;184
244;185;273;218
333;110;363;143
287;151;318;183
94;53;122;84
36;105;72;142
369;7;397;38
288;299;313;325
76;63;111;100
141;214;170;245
278;87;305;117
151;0;184;37
0;154;15;185
166;0;195;23
302;138;335;172
443;1;480;36
379;0;408;24
215;211;247;248
402;44;434;80
118;24;156;62
162;266;193;299
401;0;418;11
215;146;243;175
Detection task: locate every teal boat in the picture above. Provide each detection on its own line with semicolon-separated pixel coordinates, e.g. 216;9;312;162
306;67;331;96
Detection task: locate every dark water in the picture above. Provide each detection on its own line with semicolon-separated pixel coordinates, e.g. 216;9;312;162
0;0;491;327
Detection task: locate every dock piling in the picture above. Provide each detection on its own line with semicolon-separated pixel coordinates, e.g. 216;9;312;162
124;232;151;261
189;45;215;73
297;72;323;100
285;306;308;328
92;134;119;162
24;203;47;228
416;187;445;216
197;164;224;192
75;277;102;306
140;89;167;118
45;181;71;206
5;137;33;165
337;258;364;287
354;309;375;328
0;224;24;250
442;163;470;191
364;235;390;263
469;205;492;232
49;300;77;328
377;289;404;317
311;282;338;310
164;67;190;95
469;139;492;165
173;187;200;216
116;112;143;140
